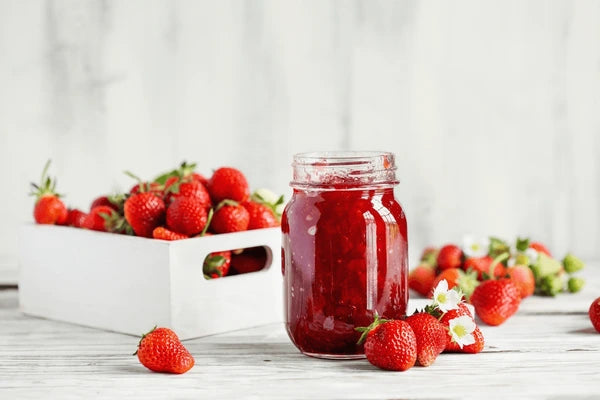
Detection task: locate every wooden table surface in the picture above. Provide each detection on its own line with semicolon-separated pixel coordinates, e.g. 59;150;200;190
1;265;600;399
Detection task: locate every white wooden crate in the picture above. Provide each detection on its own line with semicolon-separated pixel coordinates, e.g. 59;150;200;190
18;224;282;340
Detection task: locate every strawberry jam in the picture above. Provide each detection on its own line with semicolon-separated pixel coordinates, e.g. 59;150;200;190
282;152;408;359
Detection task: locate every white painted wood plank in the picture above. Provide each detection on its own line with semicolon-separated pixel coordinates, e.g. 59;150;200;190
1;264;599;399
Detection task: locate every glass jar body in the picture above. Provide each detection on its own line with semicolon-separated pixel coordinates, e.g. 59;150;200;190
282;184;408;359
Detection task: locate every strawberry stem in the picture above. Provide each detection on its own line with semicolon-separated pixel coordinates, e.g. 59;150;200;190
355;312;390;345
133;325;157;356
488;252;510;280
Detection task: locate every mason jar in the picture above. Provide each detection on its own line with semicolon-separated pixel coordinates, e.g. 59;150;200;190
282;151;408;359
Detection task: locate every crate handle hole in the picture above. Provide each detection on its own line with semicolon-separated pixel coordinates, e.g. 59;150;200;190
203;245;272;280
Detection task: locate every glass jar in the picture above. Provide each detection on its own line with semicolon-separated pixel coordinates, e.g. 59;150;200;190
282;151;408;359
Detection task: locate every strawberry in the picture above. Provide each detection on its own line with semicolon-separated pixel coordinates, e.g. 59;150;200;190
164;178;211;208
420;247;439;267
90;196;120;212
464;256;506;279
590;297;600;333
29;160;68;225
408;265;436;297
83;205;115;231
231;247;267;274
208;167;250;203
191;172;208;187
65;209;87;228
356;315;417;371
203;250;232;279
152;227;189;241
431;268;479;299
530;241;551;257
470;278;521;326
445;325;485;354
506;265;535;298
124;192;166;238
135;326;194;374
437;244;463;270
210;200;250;233
439;304;484;353
405;312;447;366
166;197;209;236
242;201;279;229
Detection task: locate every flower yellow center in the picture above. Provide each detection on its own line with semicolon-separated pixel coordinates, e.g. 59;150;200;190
452;324;467;338
437;293;447;304
471;244;480;251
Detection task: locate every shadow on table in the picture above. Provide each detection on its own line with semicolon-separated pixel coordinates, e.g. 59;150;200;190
568;327;598;335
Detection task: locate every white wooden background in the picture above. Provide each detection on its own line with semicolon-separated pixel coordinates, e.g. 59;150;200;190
1;1;599;282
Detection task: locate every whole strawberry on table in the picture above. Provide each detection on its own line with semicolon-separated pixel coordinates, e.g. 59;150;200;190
29;160;284;280
409;235;586;326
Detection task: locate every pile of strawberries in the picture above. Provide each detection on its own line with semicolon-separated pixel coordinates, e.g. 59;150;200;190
29;160;283;279
409;236;586;326
355;280;484;371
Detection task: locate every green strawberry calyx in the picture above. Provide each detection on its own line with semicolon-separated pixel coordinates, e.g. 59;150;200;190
355;312;390;345
251;189;285;219
30;159;63;199
133;325;157;355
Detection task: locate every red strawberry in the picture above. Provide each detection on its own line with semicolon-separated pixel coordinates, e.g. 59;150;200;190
124;192;166;238
203;250;232;279
242;201;279;229
464;256;505;279
66;209;87;228
439;304;484;353
506;265;535;298
437;244;463;270
590;297;600;333
90;196;120;212
211;201;250;233
408;265;436;297
420;247;439;267
357;316;417;371
440;302;474;322
152;227;189;241
135;327;194;374
208;167;250;203
231;247;267;274
470;278;521;326
530;241;551;257
166;197;209;236
405;312;447;366
191;172;209;187
83;205;115;231
29;160;68;225
445;325;485;353
164;179;211;208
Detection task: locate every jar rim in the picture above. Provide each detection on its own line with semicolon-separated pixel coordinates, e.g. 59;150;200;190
293;151;394;166
291;151;398;190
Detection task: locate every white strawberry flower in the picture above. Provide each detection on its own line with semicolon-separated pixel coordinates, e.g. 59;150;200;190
507;257;516;267
432;280;461;313
448;315;476;348
462;235;490;258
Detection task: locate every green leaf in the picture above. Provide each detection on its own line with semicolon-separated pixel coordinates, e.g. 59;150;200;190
515;237;530;252
488;237;510;258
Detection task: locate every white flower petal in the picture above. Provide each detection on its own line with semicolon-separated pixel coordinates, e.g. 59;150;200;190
448;316;476;348
462;235;490;258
